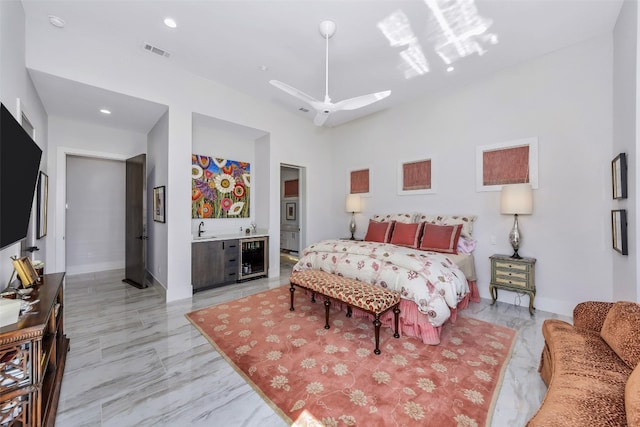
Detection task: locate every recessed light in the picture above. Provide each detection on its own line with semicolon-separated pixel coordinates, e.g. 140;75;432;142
446;66;454;72
48;15;65;28
163;17;177;28
259;65;269;72
99;109;111;115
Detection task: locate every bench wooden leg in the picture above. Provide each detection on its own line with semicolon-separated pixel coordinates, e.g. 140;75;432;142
393;305;400;338
373;315;382;355
311;292;316;303
289;284;295;311
346;306;352;318
324;297;331;329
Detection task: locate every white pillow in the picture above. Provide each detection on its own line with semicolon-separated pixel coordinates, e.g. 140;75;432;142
371;213;417;224
416;214;477;239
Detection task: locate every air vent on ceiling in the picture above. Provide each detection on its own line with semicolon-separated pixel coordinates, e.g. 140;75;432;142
143;42;171;58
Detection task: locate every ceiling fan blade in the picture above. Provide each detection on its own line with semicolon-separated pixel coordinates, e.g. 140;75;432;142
334;90;391;111
313;111;330;126
269;80;322;108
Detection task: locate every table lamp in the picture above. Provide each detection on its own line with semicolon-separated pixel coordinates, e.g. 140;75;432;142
500;183;533;259
345;194;361;240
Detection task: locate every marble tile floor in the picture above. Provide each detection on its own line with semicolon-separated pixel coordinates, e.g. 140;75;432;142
57;268;569;427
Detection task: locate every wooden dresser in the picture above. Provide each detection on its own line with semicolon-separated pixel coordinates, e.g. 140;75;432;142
0;273;69;426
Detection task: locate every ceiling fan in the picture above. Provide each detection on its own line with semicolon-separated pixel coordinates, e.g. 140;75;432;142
270;20;391;127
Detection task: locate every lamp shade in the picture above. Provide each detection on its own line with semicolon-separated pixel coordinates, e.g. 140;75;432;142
500;183;533;215
345;194;361;213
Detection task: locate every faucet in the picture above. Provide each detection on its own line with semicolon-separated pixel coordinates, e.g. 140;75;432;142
198;221;205;237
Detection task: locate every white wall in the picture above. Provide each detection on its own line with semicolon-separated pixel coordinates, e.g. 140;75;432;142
47;116;148;274
147;110;169;290
191;114;266;236
0;0;48;284
66;156;125;274
330;35;615;316
24;20;333;301
613;0;638;301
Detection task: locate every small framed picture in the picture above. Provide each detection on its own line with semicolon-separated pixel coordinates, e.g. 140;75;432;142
153;186;166;223
11;256;39;287
285;202;296;221
612;153;627;199
611;209;628;255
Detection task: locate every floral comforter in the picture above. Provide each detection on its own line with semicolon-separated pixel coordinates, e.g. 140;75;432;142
292;239;469;327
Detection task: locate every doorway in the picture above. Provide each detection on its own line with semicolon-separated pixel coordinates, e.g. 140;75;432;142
280;164;305;273
65;156;126;275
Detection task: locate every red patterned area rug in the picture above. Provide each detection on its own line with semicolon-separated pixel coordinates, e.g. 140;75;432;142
186;287;516;427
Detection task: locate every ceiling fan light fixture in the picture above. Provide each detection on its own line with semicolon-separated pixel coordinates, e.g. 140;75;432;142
269;20;391;127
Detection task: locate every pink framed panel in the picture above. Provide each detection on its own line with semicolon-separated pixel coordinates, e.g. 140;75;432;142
398;158;434;195
476;137;539;192
349;168;370;195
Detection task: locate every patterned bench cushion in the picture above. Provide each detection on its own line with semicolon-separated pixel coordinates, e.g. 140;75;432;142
289;270;400;314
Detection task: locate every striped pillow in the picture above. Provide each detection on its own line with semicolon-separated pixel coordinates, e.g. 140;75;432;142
364;220;395;243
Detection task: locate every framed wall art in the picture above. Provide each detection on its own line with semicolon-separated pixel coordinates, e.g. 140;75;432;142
476;137;539;192
285;202;296;221
37;171;48;239
153;186;166;223
611;209;628;255
612;153;627;199
397;158;433;195
192;155;250;218
347;167;370;197
284;179;299;198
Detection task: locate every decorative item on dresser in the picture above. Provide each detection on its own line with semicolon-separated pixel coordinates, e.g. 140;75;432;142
0;273;68;426
490;254;536;315
500;183;533;259
345;194;361;240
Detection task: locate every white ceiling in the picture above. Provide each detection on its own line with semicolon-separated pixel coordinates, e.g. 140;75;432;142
22;0;624;132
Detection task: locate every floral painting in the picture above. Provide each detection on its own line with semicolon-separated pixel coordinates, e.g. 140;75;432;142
191;155;250;218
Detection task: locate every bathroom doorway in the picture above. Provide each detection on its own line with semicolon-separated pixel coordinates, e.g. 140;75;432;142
280;164;305;273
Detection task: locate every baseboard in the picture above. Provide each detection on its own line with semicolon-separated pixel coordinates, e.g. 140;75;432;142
147;270;167;300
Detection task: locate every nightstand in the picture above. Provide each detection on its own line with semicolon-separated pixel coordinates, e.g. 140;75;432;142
489;254;536;315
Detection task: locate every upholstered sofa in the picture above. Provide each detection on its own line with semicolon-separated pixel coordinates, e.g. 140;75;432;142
527;301;640;426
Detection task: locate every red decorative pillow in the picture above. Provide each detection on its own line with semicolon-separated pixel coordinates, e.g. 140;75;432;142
364;220;395;243
390;222;423;248
420;223;462;254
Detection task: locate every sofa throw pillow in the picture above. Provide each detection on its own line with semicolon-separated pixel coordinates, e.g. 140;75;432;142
627;362;640;426
601;301;640;369
420;223;462;254
390;222;422;248
364;220;395;243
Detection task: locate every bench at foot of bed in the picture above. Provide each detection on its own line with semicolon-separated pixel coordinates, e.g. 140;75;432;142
289;270;401;355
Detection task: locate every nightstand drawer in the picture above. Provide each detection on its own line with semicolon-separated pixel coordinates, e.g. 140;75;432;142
495;270;528;280
494;276;528;288
494;260;530;272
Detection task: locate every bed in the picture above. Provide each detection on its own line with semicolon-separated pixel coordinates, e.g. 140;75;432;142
292;213;480;345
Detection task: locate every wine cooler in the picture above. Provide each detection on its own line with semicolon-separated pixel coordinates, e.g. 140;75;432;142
239;236;269;281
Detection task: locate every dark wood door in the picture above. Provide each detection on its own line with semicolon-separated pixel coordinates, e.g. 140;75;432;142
123;154;147;289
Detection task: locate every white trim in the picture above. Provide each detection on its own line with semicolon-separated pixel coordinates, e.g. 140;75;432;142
397;157;435;196
476;137;539;192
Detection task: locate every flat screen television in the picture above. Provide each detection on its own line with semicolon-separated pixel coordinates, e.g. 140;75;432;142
0;103;43;250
